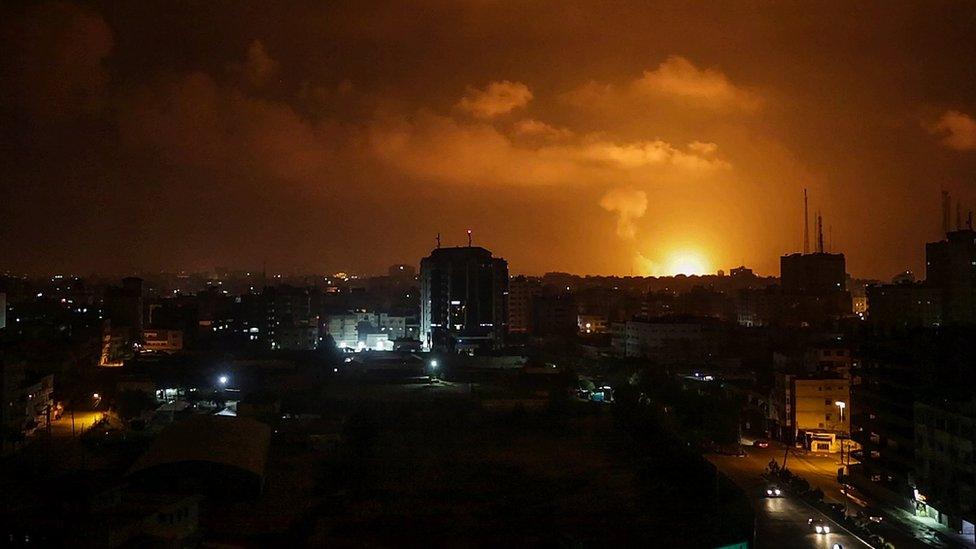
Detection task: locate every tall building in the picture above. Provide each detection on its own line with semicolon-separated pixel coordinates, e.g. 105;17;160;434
532;291;578;337
925;228;976;324
913;400;976;533
262;285;317;351
852;330;976;525
780;252;846;295
420;245;508;351
507;276;540;334
779;252;851;321
104;277;144;339
0;292;6;330
866;283;942;330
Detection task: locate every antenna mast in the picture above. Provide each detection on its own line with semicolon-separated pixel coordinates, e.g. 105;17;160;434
803;189;810;254
436;233;441;248
816;211;824;254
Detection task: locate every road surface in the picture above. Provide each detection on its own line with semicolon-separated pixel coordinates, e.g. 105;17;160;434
710;442;950;548
709;447;872;548
47;410;105;437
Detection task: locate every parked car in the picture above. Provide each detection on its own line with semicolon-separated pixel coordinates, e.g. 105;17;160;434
856;509;883;523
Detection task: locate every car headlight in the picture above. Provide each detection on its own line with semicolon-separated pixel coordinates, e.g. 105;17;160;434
774;489;781;496
815;526;823;533
824;526;830;533
766;489;773;495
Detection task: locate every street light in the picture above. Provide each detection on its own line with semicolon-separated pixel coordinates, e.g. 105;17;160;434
835;399;850;514
218;375;228;386
430;360;438;369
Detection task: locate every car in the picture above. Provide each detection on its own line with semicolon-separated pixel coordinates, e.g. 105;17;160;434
809;518;831;534
753;439;770;448
765;486;783;498
856;509;884;523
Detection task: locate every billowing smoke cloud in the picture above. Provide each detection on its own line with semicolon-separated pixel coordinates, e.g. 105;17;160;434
367;111;728;187
457;80;533;118
119;71;340;185
633;55;761;109
599;187;648;239
562;55;760;112
244;40;278;87
513;118;573;141
930;110;976;151
1;1;113;119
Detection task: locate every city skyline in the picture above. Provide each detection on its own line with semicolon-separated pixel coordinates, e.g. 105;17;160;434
2;2;976;278
6;3;976;547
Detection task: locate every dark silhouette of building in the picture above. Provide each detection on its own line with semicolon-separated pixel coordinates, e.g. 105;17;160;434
852;330;976;532
104;277;144;339
866;282;942;331
779;252;851;323
420;245;508;351
507;276;541;334
925;228;976;325
532;291;577;337
780;252;845;295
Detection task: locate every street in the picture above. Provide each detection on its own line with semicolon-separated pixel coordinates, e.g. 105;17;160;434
46;409;105;438
709;445;873;548
757;493;870;549
709;441;969;548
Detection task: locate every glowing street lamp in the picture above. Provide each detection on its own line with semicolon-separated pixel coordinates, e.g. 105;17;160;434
835;401;846;422
218;375;229;387
430;360;438;370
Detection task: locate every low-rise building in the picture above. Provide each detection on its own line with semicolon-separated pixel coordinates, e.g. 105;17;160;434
623;316;722;364
142;329;184;353
326;311;406;351
274;324;319;351
577;314;608;334
770;373;850;451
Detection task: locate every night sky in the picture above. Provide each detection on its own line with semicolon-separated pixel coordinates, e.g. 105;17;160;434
2;1;975;278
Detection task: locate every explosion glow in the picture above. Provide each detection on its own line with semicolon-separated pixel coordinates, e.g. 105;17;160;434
664;250;711;276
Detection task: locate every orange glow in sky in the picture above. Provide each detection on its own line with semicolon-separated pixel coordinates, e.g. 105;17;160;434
635;248;713;276
3;2;974;279
664;250;711;276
